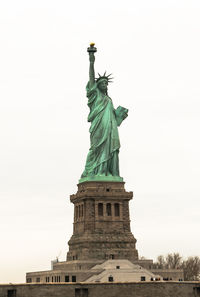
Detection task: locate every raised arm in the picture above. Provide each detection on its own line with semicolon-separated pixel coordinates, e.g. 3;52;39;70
87;43;97;88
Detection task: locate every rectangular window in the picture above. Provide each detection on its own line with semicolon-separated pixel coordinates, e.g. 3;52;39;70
106;203;111;216
114;203;120;216
7;290;16;297
73;255;78;260
72;275;76;282
36;277;40;283
75;289;81;297
98;203;103;216
26;278;32;283
75;288;88;297
141;276;146;281
65;275;69;282
108;276;113;282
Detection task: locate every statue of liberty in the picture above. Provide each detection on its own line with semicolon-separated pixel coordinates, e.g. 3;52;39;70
80;43;128;183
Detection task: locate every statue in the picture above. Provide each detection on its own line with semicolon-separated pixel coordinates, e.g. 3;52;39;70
79;43;128;183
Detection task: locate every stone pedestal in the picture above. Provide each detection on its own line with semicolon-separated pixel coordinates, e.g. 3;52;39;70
67;181;138;261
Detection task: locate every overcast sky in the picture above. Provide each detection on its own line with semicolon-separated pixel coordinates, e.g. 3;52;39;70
0;0;200;284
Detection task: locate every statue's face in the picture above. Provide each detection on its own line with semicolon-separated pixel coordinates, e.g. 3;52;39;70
98;79;108;93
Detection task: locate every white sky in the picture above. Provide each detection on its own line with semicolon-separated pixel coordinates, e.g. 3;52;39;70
0;0;200;284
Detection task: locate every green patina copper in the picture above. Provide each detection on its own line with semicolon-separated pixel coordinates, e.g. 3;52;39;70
79;44;128;184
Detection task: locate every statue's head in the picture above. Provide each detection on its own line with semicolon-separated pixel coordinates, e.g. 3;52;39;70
96;72;113;94
97;78;108;93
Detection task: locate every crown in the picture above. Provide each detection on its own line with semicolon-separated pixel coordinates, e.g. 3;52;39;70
96;71;113;84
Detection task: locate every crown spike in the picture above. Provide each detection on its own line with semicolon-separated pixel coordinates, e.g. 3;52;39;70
95;72;114;84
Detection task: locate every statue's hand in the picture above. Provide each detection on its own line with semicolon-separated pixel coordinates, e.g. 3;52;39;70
88;44;96;85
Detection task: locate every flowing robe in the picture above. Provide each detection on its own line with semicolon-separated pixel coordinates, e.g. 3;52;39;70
81;82;120;178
